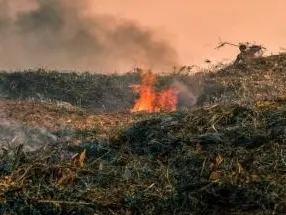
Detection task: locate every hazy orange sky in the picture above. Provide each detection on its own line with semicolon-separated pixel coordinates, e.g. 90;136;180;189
94;0;286;66
0;0;285;72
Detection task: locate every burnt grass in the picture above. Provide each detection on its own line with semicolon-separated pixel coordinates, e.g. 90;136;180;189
1;53;286;214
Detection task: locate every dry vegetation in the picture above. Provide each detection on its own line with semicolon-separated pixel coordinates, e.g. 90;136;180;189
1;53;286;214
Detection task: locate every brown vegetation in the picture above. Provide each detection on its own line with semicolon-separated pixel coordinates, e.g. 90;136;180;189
1;52;286;214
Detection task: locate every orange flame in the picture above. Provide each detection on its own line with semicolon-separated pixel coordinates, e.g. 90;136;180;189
130;71;177;113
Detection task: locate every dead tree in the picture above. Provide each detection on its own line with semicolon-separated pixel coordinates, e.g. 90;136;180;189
215;40;266;65
234;43;265;65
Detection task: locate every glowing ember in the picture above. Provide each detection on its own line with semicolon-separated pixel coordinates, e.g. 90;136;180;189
130;70;177;113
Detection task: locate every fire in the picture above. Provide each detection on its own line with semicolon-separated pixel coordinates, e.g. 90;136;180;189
130;70;177;113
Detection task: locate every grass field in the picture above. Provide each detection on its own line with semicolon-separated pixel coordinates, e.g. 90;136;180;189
1;53;286;214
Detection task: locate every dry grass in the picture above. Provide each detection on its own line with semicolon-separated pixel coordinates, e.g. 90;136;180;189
1;53;286;214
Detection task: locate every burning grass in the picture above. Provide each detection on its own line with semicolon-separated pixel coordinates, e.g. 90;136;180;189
0;68;203;111
1;53;286;214
130;70;177;113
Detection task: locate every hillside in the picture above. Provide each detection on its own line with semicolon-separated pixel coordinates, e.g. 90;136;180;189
198;53;286;105
0;69;203;112
1;53;286;214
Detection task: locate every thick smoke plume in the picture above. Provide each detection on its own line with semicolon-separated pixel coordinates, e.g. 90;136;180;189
0;0;179;73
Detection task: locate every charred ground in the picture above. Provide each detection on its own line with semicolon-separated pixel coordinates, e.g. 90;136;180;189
1;53;286;214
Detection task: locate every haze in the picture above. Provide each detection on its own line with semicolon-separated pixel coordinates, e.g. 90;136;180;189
0;0;285;73
95;0;286;65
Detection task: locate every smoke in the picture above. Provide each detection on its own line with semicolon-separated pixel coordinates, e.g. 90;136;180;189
0;0;179;73
171;74;205;109
0;113;57;155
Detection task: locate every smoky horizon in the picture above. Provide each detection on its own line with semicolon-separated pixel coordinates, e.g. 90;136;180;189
0;0;179;73
0;0;285;73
